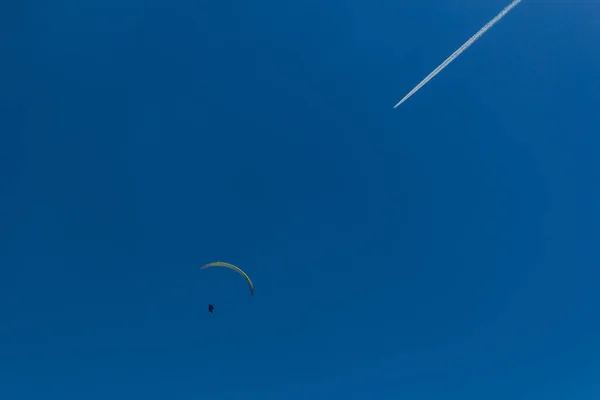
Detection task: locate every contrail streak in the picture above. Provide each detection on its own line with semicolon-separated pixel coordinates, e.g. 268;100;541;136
393;0;522;108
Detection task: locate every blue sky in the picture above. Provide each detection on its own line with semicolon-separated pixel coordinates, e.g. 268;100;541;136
2;1;599;399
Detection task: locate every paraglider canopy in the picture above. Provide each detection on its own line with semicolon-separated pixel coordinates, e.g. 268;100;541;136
200;261;255;296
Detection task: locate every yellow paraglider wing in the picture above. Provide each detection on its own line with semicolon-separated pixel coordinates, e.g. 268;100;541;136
200;261;254;295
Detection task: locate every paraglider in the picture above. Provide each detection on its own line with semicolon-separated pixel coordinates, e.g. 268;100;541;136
200;261;255;296
201;261;254;314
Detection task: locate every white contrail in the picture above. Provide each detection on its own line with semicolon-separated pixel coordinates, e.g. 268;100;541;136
393;0;522;108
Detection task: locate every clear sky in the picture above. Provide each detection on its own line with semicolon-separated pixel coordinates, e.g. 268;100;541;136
2;1;599;399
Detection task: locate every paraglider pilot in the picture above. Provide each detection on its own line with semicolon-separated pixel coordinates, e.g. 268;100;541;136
208;304;214;313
